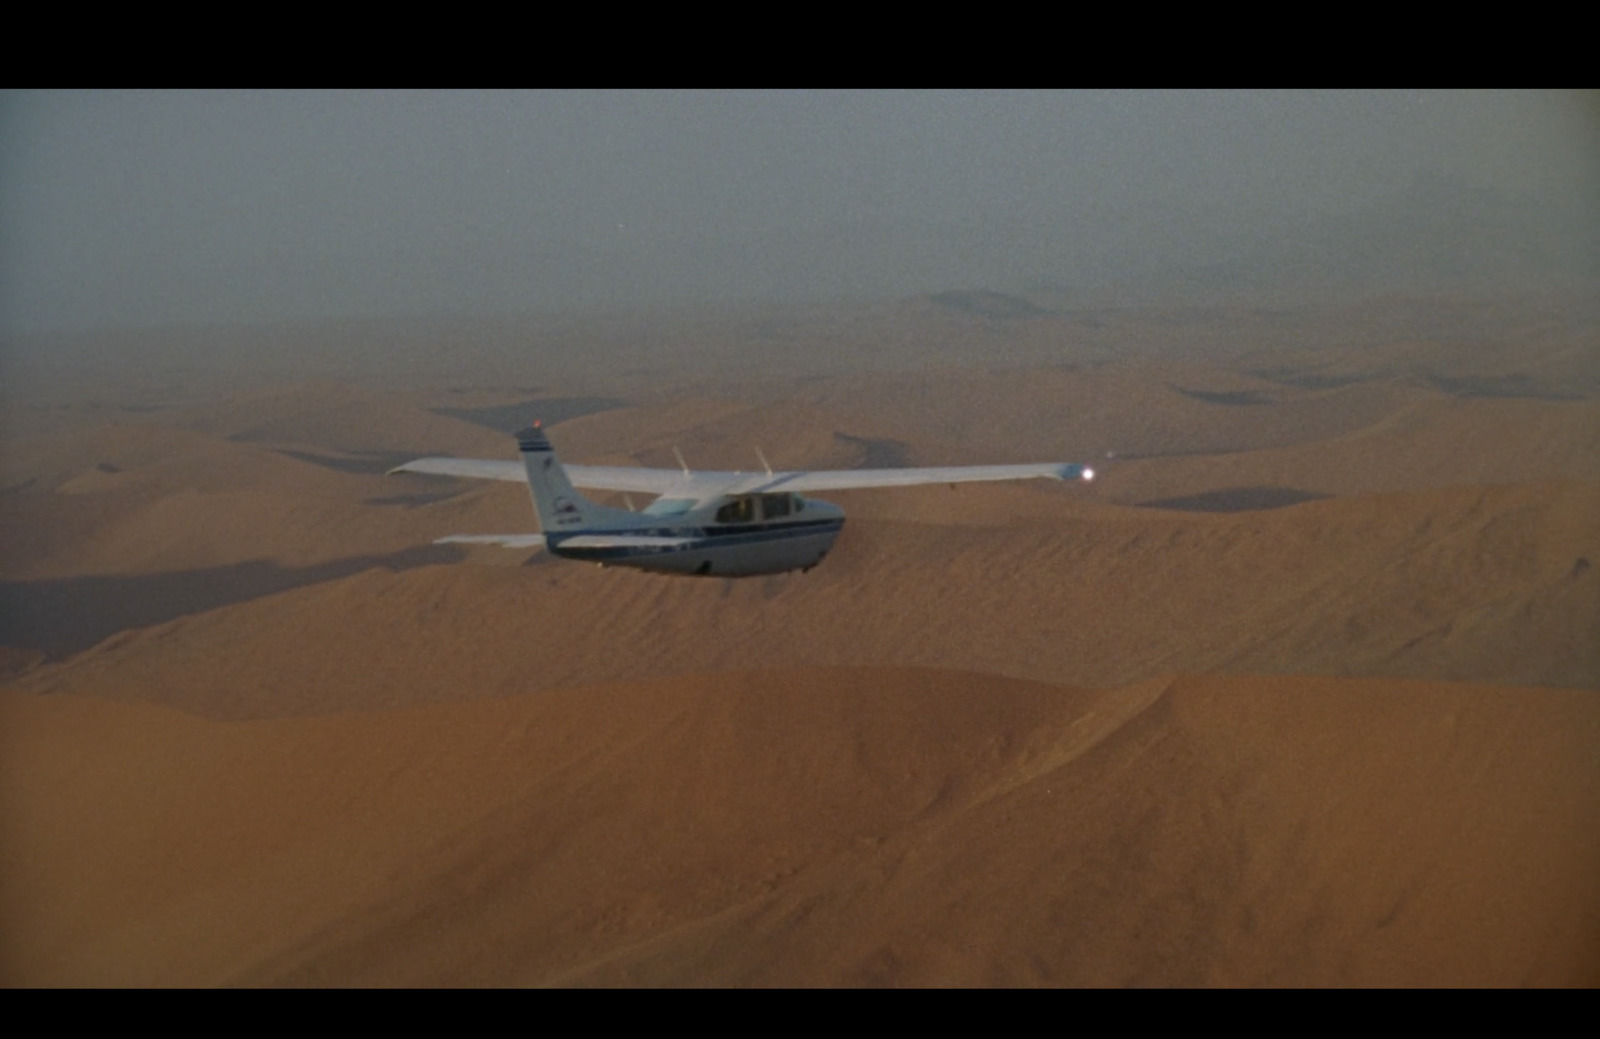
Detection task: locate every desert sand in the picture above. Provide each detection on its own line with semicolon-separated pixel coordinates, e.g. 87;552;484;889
2;292;1597;985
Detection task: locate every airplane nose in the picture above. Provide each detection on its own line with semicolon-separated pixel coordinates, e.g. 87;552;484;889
1082;467;1095;481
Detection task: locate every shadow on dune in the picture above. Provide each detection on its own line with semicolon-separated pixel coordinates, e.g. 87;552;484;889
0;544;467;660
431;397;628;432
833;432;910;468
1172;386;1274;406
1135;486;1332;513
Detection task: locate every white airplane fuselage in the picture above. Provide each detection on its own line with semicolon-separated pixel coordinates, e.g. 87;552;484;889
549;493;844;577
513;425;845;577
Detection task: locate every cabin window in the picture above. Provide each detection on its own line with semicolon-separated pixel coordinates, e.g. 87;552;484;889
760;493;793;519
715;496;756;524
642;497;695;517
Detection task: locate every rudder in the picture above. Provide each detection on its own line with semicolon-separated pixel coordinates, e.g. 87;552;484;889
515;425;597;533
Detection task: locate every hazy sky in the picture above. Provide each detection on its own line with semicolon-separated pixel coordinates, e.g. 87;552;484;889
2;89;1595;334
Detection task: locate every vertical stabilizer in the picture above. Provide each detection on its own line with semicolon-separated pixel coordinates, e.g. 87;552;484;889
515;425;597;533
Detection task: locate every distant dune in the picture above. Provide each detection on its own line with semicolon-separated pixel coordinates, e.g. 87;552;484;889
925;289;1049;319
2;293;1596;985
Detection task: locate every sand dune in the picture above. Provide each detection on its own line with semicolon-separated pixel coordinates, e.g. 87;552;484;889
1103;395;1600;504
8;478;1592;722
2;667;1594;987
2;295;1595;986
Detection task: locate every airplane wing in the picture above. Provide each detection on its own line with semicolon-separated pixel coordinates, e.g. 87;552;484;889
773;463;1089;491
391;458;1091;497
619;462;1090;495
389;457;703;495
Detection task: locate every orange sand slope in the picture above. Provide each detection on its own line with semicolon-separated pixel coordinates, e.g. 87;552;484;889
2;667;1595;987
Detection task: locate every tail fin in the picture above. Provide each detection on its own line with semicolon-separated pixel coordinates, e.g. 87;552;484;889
515;425;600;532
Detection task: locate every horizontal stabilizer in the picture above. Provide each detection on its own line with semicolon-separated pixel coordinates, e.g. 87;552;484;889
556;534;697;549
391;458;524;482
434;534;547;548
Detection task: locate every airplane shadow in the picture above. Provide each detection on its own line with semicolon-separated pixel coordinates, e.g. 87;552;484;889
0;544;466;661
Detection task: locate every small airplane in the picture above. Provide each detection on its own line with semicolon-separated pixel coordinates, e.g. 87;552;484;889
389;424;1094;577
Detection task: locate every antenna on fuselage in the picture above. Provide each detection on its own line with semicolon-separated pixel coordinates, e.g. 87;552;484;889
672;445;690;476
755;446;773;478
